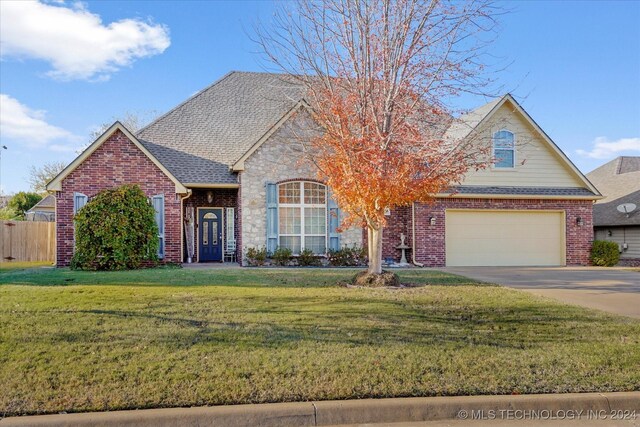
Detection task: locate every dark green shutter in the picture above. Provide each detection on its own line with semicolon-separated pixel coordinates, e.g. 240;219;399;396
328;189;340;251
266;182;278;253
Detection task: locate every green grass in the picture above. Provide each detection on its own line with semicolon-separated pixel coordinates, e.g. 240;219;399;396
1;267;639;416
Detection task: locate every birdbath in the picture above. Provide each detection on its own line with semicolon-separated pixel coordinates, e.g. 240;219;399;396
395;233;411;266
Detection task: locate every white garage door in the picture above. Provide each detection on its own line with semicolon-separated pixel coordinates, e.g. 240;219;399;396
445;210;565;266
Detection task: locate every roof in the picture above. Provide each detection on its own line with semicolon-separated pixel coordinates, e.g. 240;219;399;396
27;194;55;211
448;186;597;198
587;156;640;204
47;122;187;193
137;71;304;184
593;189;640;227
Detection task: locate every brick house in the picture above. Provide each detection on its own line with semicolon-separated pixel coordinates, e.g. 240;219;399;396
47;71;601;267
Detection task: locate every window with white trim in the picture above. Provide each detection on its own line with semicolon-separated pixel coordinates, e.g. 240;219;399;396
278;182;327;255
493;129;515;168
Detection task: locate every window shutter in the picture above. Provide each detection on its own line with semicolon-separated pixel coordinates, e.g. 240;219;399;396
73;192;88;215
226;207;236;252
152;194;165;259
328;188;340;251
266;182;278;254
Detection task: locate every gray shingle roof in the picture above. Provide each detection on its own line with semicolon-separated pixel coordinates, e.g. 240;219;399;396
137;71;304;184
593;190;640;227
448;186;597;197
587;156;640;204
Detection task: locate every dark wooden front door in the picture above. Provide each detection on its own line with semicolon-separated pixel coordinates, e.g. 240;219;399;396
199;208;223;262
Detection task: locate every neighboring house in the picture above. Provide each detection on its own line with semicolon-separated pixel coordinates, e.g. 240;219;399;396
25;194;56;222
587;157;640;266
47;71;600;267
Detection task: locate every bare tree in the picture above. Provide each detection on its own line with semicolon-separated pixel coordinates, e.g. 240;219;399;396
258;0;502;277
79;110;158;154
28;161;66;194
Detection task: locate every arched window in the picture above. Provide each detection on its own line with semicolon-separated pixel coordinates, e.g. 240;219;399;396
277;181;327;254
493;129;515;168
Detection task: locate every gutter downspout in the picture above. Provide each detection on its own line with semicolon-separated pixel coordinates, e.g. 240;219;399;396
180;189;193;263
411;202;424;267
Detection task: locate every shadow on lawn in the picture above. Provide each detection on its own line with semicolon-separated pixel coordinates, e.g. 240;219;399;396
0;268;485;288
63;296;611;351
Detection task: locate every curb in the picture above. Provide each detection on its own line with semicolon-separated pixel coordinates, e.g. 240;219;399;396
1;392;638;427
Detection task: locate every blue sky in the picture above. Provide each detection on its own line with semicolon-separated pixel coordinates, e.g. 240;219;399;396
0;0;639;194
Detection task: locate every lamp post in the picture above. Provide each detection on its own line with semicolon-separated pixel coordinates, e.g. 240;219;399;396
0;145;7;196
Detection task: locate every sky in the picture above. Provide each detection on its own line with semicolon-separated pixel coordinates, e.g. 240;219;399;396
0;0;639;195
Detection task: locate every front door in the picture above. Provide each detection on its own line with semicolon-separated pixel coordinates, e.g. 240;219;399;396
199;208;223;262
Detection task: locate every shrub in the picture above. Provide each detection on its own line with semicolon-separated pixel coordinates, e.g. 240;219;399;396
272;247;292;266
298;248;321;266
71;185;159;270
590;240;620;267
245;246;268;266
328;245;367;266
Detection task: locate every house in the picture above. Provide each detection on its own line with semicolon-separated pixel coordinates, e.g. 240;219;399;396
586;157;640;266
47;71;600;267
25;194;56;222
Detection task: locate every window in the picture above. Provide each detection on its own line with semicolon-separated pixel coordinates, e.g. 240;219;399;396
493;130;515;168
152;194;165;259
277;182;327;254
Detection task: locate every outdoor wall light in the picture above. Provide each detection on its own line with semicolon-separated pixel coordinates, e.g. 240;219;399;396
430;217;436;226
206;191;214;204
576;216;583;226
607;230;612;237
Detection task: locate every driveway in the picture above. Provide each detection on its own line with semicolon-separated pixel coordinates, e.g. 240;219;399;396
441;267;640;319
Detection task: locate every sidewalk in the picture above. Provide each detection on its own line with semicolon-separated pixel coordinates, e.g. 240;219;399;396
2;392;638;427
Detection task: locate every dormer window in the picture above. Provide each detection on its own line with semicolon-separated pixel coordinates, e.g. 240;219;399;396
493;129;515;168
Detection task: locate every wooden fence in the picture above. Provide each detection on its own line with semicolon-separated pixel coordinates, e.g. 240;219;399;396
1;221;56;263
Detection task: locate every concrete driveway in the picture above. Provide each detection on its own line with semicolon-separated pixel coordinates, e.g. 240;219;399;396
441;267;640;319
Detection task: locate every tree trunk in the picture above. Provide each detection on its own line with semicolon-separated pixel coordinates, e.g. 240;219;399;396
368;226;383;274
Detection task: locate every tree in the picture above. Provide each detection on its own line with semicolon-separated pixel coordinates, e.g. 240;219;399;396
28;161;66;194
259;0;499;277
71;185;159;270
8;192;42;219
89;110;157;142
79;110;158;154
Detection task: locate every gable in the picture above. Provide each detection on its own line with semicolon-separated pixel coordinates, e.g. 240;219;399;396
459;97;598;194
47;122;187;193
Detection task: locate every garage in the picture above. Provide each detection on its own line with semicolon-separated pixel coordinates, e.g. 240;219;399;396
445;210;565;266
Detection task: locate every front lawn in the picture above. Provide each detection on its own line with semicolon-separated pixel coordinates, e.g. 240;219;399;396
1;267;638;416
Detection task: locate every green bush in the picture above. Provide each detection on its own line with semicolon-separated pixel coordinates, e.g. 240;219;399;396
71;185;159;270
590;240;620;267
245;246;268;266
298;248;321;266
272;247;292;266
328;245;367;266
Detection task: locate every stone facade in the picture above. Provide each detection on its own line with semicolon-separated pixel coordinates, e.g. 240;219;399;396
240;113;362;263
380;198;594;267
55;130;182;266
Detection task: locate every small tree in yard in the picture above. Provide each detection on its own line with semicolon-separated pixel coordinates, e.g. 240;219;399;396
71;185;159;270
8;192;42;219
259;0;499;281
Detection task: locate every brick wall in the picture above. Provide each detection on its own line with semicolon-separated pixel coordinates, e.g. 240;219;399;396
183;189;239;262
55;129;182;266
381;198;594;267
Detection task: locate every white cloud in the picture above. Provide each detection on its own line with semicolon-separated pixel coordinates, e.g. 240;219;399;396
0;1;170;81
0;94;80;150
577;136;640;159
